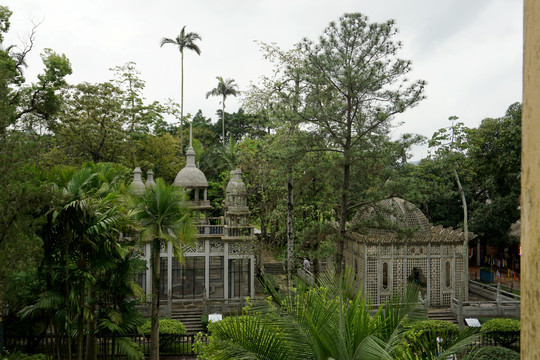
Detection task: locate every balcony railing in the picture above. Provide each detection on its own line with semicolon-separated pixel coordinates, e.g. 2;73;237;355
224;226;254;238
196;224;224;236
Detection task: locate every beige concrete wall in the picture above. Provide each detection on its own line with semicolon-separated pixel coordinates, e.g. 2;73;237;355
522;1;540;358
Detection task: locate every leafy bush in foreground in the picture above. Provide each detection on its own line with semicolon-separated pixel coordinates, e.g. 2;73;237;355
466;345;519;360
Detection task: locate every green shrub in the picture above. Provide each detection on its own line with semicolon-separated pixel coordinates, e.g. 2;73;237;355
481;318;520;348
481;318;520;332
399;320;461;357
201;314;209;332
404;319;459;341
140;318;186;353
141;318;186;335
467;345;519;360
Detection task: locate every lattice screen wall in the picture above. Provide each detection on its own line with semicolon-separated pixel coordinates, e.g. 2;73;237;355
358;241;464;307
393;257;404;298
430;258;441;305
366;251;378;304
454;245;464;300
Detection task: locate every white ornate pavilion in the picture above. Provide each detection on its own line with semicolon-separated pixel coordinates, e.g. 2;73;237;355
344;197;471;307
131;126;255;314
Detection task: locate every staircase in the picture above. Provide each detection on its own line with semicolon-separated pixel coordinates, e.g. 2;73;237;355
264;262;285;275
428;308;459;325
171;309;204;334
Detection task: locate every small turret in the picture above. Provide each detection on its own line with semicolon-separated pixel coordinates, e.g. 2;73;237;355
130;167;145;195
145;169;156;188
225;169;248;213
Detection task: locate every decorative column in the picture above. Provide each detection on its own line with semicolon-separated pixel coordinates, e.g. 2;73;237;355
167;242;172;316
224;243;229;299
205;240;210;300
522;1;540;357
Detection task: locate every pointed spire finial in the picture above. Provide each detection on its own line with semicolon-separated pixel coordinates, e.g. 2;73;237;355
189;120;193;148
185;120;196;167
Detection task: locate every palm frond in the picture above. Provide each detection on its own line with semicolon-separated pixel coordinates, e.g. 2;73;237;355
115;336;145;360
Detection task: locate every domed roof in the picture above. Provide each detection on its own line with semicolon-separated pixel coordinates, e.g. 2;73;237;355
226;169;247;194
173;146;208;188
352;197;430;234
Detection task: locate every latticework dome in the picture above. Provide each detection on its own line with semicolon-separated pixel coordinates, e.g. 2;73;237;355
352;197;430;235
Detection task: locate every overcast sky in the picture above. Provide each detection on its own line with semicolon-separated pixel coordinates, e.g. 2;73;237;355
4;0;523;160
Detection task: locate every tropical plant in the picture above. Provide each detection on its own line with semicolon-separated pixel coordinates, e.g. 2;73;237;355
131;178;196;360
19;163;145;360
397;319;477;360
160;26;202;149
206;76;239;146
197;269;477;359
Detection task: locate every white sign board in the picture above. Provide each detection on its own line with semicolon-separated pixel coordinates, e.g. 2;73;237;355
465;318;481;327
208;313;223;323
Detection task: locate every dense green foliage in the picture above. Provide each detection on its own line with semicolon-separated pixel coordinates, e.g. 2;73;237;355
402;103;521;250
1;352;48;360
197;270;476;359
395;320;473;359
404;319;459;340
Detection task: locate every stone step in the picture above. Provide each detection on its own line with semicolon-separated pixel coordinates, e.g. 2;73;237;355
428;308;459;325
264;262;285;275
171;311;204;334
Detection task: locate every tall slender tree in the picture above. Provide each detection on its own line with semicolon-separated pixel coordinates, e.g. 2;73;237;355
299;13;425;273
206;76;239;146
160;26;202;149
132;179;196;360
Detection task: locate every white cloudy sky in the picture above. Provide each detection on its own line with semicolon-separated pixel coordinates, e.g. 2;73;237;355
4;0;523;160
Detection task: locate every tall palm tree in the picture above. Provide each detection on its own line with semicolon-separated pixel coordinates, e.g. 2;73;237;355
206;76;239;146
132;178;196;360
160;26;202;149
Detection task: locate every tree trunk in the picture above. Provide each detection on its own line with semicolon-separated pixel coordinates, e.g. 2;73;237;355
0;290;3;355
65;239;73;360
150;242;161;360
453;165;469;300
337;97;353;275
180;51;184;153
222;97;226;146
287;169;295;286
84;287;97;360
77;285;84;360
337;161;350;275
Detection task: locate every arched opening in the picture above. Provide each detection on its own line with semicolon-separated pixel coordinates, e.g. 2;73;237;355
382;262;389;290
445;260;451;288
